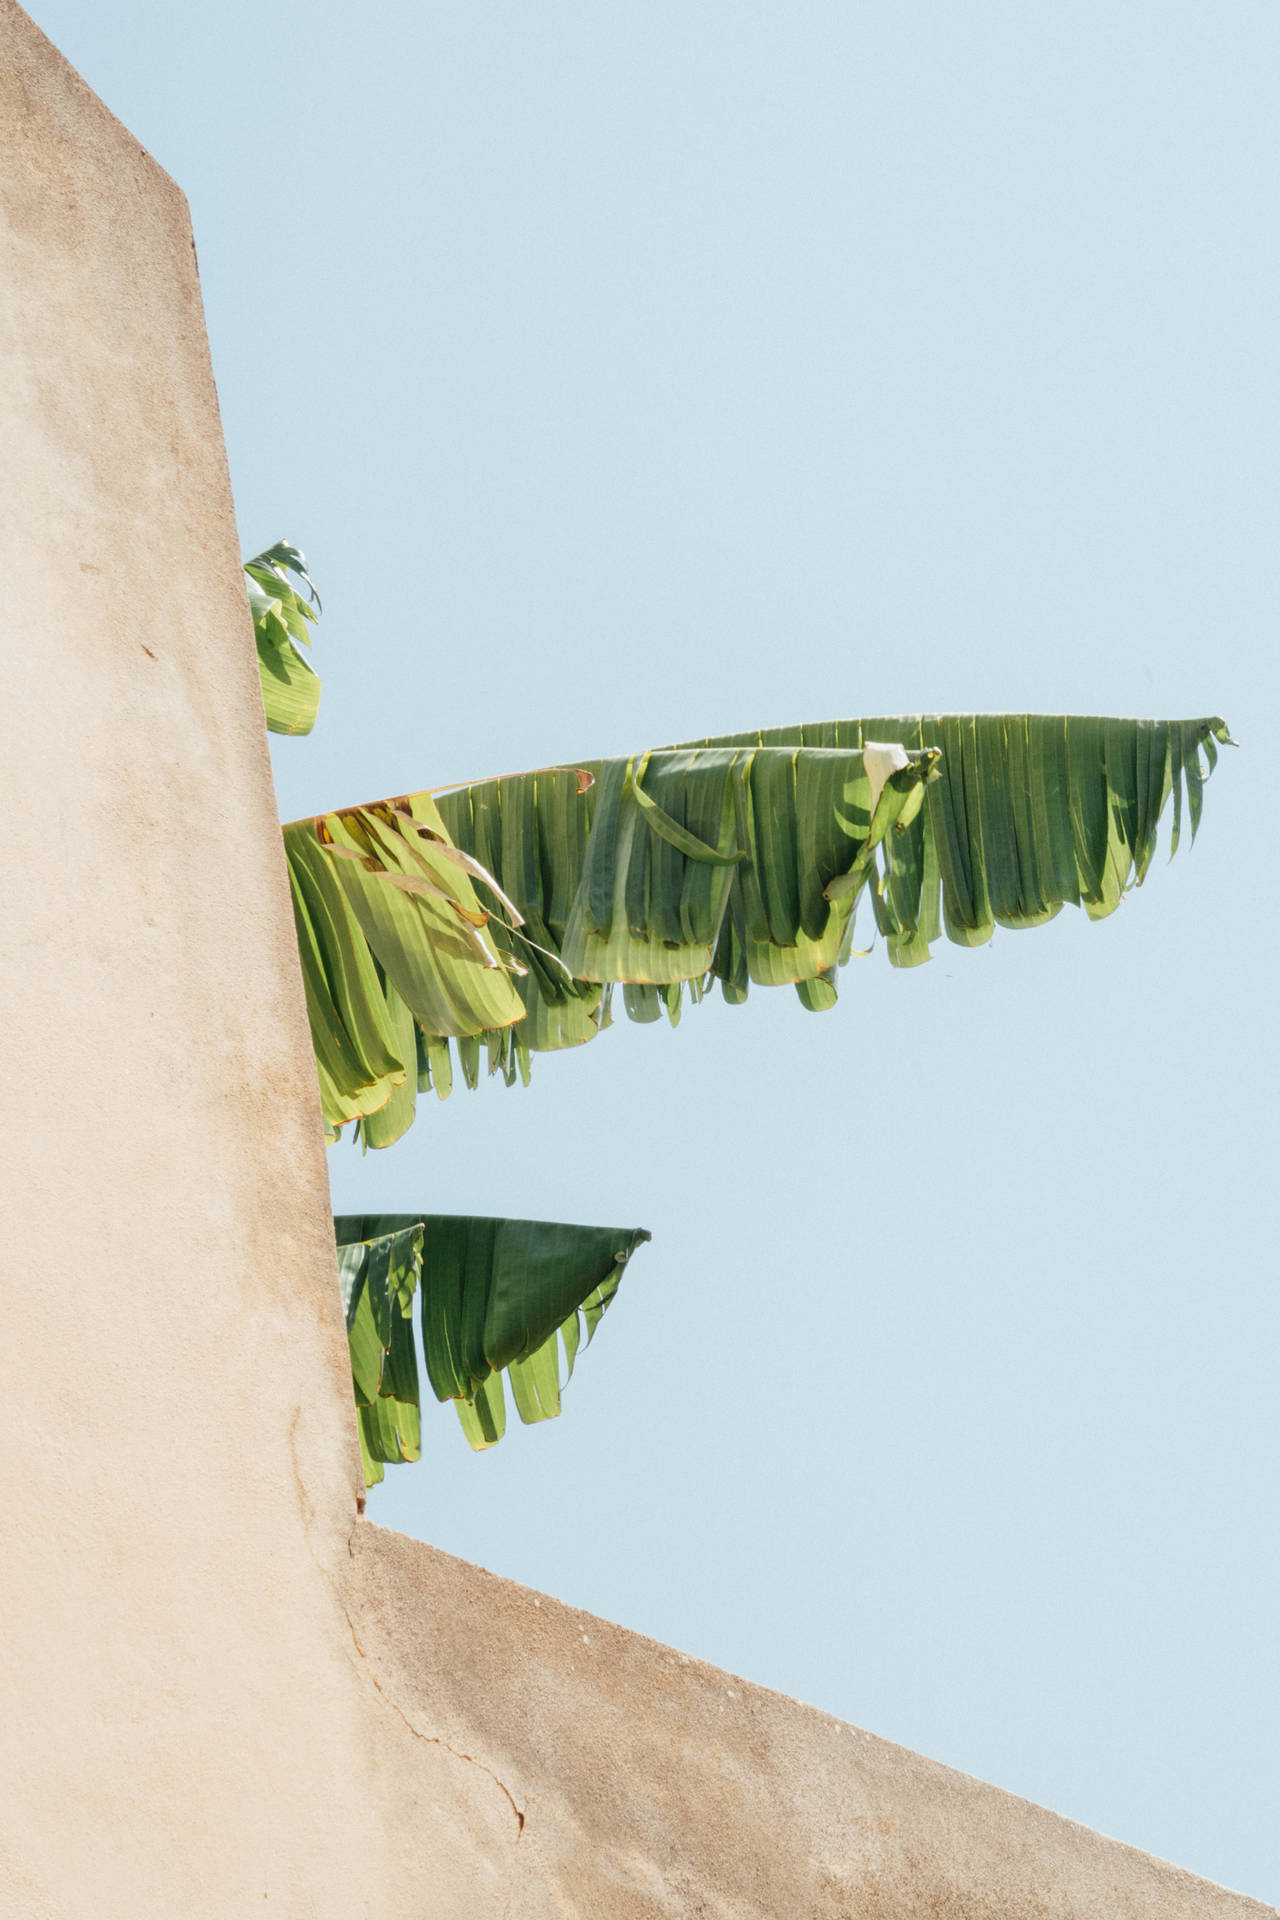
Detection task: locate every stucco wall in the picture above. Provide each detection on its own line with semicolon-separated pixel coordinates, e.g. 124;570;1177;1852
0;4;1271;1914
0;5;501;1911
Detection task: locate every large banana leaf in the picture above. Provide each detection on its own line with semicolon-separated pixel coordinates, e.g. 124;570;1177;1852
290;714;1227;1147
247;542;322;735
334;1213;650;1484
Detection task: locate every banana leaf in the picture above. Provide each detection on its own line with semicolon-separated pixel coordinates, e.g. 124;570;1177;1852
334;1213;650;1483
292;715;1230;1150
247;542;322;735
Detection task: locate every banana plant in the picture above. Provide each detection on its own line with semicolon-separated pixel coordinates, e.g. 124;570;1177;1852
250;546;1234;1482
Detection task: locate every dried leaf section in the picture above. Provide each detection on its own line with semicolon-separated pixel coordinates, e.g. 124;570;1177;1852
284;795;526;1144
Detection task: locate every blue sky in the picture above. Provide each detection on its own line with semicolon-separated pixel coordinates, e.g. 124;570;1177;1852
31;1;1279;1898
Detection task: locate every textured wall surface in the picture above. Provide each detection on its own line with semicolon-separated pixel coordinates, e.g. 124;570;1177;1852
0;3;1271;1914
349;1529;1276;1920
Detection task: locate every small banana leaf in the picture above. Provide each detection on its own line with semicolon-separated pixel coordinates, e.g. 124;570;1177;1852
247;542;322;735
334;1213;650;1483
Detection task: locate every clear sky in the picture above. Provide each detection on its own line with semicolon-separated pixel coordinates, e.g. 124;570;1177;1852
30;0;1278;1899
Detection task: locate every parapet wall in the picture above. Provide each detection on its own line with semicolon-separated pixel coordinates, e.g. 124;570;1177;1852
0;3;1270;1914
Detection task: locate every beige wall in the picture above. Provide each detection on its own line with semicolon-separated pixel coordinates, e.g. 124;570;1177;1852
0;5;1271;1914
354;1530;1277;1920
0;5;496;1910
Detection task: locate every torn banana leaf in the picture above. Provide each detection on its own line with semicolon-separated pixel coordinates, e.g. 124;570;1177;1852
296;715;1230;1147
247;542;322;736
435;713;1229;1001
334;1213;650;1483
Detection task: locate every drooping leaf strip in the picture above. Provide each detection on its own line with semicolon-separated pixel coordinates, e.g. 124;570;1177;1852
287;716;1230;1149
334;1213;650;1484
283;795;527;1142
247;542;323;736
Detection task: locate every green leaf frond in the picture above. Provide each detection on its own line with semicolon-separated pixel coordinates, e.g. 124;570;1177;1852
334;1213;650;1484
246;541;322;736
289;715;1231;1150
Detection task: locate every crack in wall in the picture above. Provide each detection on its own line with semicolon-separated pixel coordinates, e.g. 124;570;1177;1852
287;1410;527;1908
336;1591;527;1842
